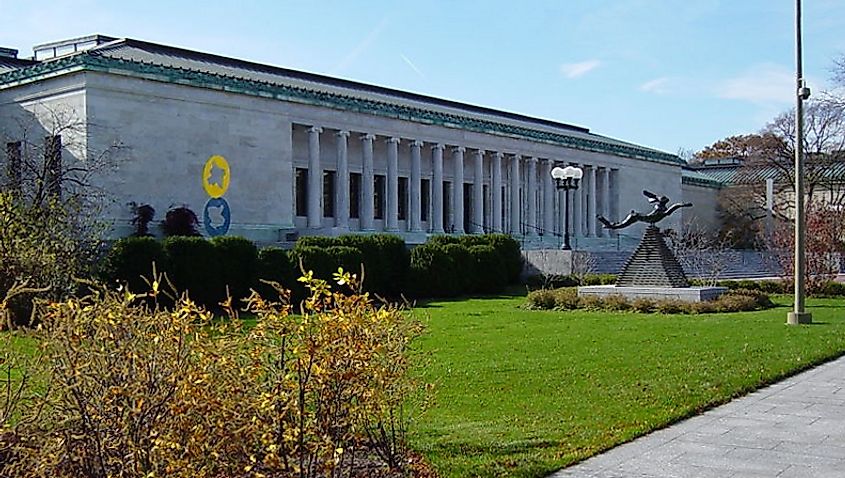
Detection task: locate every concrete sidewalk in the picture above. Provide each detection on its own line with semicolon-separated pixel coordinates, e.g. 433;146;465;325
550;354;845;478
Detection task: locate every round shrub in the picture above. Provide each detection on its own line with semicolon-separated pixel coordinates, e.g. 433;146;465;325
100;237;168;293
295;236;340;250
442;243;474;294
427;235;461;247
256;247;295;301
468;244;506;293
210;236;257;305
291;245;335;281
552;288;580;310
326;246;364;277
163;236;222;308
408;243;458;298
337;234;408;297
483;234;522;284
526;289;556;310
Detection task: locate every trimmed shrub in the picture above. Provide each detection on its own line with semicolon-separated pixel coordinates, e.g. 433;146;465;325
578;295;605;311
337;234;408;296
602;294;631;311
256;247;295;301
552;288;580;310
326;245;364;276
427;235;461;247
291;245;335;281
161;206;200;237
100;237;168;293
408;243;458;298
442;243;474;294
655;299;687;314
725;288;774;309
210;236;257;305
468;244;506;293
483;234;522;284
630;298;657;313
294;236;341;250
162;236;222;308
526;289;556;310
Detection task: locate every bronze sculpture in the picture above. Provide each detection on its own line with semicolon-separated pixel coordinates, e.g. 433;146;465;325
598;190;692;230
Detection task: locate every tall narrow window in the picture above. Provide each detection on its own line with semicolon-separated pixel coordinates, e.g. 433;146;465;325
463;183;472;234
421;178;430;222
374;174;386;220
45;135;62;197
349;172;361;219
323;170;335;218
443;181;452;231
295;167;308;217
398;176;408;221
5;141;21;192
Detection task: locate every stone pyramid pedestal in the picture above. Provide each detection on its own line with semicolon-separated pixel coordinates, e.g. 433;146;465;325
578;225;726;302
616;225;688;288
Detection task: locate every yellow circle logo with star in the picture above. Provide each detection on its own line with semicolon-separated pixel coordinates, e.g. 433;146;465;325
202;155;230;198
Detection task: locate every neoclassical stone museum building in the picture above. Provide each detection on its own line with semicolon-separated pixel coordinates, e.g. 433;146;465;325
0;35;721;249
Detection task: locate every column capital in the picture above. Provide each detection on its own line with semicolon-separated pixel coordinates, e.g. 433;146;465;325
474;148;485;157
411;139;424;148
527;156;538;164
336;130;350;138
492;151;504;159
309;126;323;134
432;143;446;152
360;133;376;141
452;146;466;154
387;136;401;145
512;153;522;162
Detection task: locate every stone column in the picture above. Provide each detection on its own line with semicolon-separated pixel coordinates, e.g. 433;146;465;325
386;137;400;231
452;146;465;234
587;165;597;238
492;152;503;232
335;130;350;229
361;133;375;231
543;160;554;236
526;157;537;236
473;149;484;233
307;126;322;229
600;167;611;238
572;164;582;237
510;154;521;234
431;144;445;233
410;140;423;232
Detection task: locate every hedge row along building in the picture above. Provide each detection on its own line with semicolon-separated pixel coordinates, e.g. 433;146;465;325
0;35;721;248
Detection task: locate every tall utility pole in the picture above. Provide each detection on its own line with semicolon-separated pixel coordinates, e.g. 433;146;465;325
788;0;812;325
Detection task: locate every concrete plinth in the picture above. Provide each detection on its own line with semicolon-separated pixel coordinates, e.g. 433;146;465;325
787;312;812;325
577;285;727;302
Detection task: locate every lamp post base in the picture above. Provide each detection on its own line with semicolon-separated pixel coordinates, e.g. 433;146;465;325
787;312;812;325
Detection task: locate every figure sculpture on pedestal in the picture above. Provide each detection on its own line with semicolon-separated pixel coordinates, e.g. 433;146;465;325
597;190;692;288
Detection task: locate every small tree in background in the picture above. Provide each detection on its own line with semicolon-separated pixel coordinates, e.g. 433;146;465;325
667;223;735;286
769;201;844;295
161;205;200;237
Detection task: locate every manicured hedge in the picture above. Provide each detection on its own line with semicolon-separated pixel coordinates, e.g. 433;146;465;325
335;234;409;296
256;246;295;301
469;244;506;293
408;243;458;298
163;236;222;308
211;236;257;305
99;237;168;293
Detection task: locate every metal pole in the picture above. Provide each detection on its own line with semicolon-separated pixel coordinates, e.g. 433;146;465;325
563;186;571;250
789;0;812;325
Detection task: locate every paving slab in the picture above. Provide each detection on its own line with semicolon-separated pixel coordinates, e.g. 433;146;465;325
549;354;845;478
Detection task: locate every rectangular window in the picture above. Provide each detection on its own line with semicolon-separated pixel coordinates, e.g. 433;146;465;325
295;167;308;217
421;178;430;222
374;174;386;220
45;135;61;198
463;183;472;234
5;141;21;191
349;172;361;219
443;181;452;231
398;176;408;221
323;170;335;218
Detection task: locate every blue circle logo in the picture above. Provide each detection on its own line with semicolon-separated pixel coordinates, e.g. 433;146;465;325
203;197;231;237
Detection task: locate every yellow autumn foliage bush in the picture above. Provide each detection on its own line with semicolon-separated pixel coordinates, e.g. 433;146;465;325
0;269;425;478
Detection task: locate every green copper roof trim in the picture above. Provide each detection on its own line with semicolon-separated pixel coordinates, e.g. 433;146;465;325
0;54;684;166
681;174;723;189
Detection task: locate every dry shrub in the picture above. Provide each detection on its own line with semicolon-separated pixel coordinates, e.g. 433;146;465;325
1;269;425;478
655;299;688;314
525;289;556;310
577;295;604;311
601;294;630;312
553;288;580;310
630;298;657;313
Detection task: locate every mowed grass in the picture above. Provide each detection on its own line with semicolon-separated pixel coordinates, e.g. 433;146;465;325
409;294;845;478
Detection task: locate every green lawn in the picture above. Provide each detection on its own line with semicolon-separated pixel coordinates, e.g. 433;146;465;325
409;294;845;478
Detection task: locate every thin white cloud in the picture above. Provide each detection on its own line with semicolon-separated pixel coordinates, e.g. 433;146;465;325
400;53;425;79
560;59;601;79
640;77;670;94
332;16;389;74
718;64;793;105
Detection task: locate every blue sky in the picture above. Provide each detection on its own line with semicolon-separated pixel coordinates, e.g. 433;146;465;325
2;0;844;155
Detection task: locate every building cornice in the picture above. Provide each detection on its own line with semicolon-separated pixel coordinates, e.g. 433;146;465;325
0;53;684;166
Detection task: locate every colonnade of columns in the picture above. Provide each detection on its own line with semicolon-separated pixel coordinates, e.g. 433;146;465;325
302;125;618;239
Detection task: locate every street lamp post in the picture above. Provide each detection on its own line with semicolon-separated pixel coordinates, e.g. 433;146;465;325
551;165;583;250
789;0;812;325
